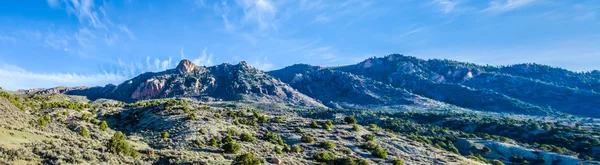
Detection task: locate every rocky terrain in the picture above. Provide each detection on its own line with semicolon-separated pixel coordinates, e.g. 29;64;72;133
270;54;600;117
2;54;600;165
0;91;482;164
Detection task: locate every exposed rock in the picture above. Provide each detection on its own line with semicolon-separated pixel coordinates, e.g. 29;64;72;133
269;158;282;164
176;59;196;74
131;79;165;100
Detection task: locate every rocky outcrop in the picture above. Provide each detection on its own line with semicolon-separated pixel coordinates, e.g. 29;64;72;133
131;79;165;100
176;60;196;74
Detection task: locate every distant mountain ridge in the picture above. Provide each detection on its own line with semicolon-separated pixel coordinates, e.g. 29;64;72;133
23;54;600;117
25;60;324;107
269;54;600;117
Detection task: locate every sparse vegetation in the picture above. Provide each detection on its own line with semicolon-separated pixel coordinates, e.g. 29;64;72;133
291;144;301;153
372;146;387;159
100;120;108;131
301;134;314;143
320;141;336;150
240;132;255;142
232;153;261;165
80;127;90;138
161;131;169;139
107;131;138;159
344;116;357;124
36;117;47;127
392;158;404;165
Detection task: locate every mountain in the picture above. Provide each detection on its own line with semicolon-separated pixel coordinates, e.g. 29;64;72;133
269;54;600;117
268;64;440;110
25;60;324;107
4;55;600;164
25;55;600;117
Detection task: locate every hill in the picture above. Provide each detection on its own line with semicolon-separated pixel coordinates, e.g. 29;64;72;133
269;54;600;117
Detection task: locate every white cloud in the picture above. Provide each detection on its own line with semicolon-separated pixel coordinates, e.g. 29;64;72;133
191;47;215;66
160;57;173;71
64;0;107;29
251;56;274;70
0;64;126;90
47;0;60;8
432;0;459;14
398;27;426;39
235;0;277;30
483;0;536;13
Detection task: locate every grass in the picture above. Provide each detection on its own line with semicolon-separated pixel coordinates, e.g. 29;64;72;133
0;128;45;149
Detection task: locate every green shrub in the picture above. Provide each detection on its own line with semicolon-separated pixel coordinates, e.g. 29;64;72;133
295;127;303;133
291;144;301;153
320;141;336;150
392;158;404;165
301;134;314;143
322;123;332;130
274;146;283;154
360;141;378;150
161;131;169;139
325;120;333;126
313;151;335;163
188;113;196;121
210;138;218;146
222;135;235;144
80;127;90;138
362;134;376;141
44;114;51;121
232;153;261;165
37;117;46;127
194;139;203;147
222;141;241;154
273;117;284;123
240;132;255;142
344;116;357;124
81;113;92;122
100;121;108;131
372;146;387;159
368;124;379;130
107;131;138;158
491;160;505;165
352;125;360;131
264;132;284;145
356;158;370;165
310;121;319;128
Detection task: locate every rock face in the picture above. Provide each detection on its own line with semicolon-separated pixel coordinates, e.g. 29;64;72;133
42;60;324;107
176;60;195;74
131;79;165;100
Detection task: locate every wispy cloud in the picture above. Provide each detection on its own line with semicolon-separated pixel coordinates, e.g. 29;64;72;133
238;0;277;30
483;0;536;13
399;27;426;38
63;0;107;29
432;0;459;14
46;0;134;56
251;55;274;70
0;64;126;90
191;47;215;66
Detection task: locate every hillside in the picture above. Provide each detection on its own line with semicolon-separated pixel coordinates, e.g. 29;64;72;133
269;54;600;117
0;91;483;164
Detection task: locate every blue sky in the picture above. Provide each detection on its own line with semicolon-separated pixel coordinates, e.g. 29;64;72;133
0;0;599;90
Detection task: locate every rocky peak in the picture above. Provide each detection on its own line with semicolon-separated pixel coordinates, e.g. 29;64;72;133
176;60;196;74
